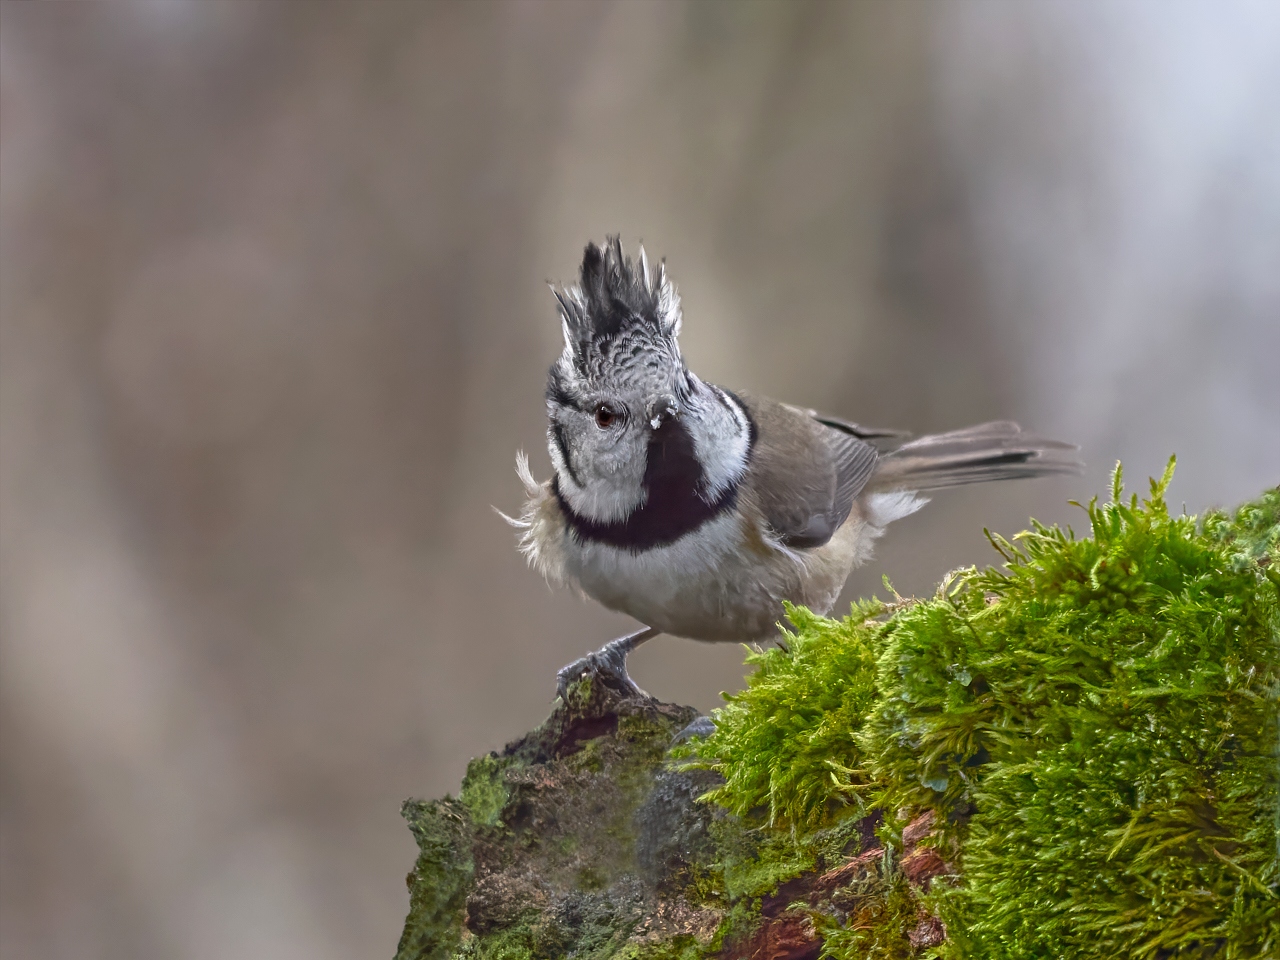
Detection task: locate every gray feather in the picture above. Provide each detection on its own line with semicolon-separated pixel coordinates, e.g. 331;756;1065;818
812;413;910;440
870;421;1082;492
737;393;879;549
828;429;879;523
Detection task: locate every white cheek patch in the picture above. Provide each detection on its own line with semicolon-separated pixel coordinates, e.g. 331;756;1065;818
546;427;648;523
694;387;751;501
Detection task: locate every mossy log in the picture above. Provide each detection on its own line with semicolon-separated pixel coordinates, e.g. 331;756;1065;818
397;471;1279;959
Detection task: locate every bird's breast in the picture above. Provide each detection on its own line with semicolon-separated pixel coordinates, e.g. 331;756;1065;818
564;511;783;640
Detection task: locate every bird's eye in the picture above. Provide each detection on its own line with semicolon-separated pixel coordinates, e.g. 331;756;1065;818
594;403;619;428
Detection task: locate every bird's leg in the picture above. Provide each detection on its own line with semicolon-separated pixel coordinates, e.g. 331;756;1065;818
556;626;660;701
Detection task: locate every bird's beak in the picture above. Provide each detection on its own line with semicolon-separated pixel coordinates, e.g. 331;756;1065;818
647;395;679;430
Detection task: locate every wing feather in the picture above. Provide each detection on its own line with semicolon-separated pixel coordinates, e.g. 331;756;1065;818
735;393;879;550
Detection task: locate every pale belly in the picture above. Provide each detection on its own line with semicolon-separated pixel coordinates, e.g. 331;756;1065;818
563;510;864;641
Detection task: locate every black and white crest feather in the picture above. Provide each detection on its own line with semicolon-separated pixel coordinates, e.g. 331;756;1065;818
551;237;683;384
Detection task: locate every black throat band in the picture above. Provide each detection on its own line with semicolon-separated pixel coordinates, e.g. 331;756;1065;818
554;407;755;553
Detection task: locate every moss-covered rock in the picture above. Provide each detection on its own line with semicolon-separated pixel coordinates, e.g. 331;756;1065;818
398;798;474;960
397;467;1279;959
396;657;736;960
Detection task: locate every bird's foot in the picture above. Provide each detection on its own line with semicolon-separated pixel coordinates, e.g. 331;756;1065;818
556;626;659;701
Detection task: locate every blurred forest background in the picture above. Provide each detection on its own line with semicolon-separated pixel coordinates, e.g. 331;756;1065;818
2;2;1277;958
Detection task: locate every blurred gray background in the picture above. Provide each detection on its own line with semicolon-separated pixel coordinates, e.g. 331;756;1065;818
2;2;1277;958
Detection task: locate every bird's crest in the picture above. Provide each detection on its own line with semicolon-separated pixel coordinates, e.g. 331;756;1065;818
550;237;683;386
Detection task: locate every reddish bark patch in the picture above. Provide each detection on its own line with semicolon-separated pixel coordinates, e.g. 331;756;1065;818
723;916;823;960
901;810;936;846
908;914;947;949
901;845;949;887
812;845;883;894
761;872;820;917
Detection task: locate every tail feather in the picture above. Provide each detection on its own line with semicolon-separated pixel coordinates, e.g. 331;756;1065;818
870;421;1082;492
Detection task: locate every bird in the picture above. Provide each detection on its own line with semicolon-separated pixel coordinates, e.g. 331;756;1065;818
502;237;1080;700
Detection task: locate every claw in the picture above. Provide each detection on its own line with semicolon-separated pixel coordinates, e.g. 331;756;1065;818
556;626;660;700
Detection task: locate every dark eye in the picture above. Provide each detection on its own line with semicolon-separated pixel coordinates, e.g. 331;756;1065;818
594;403;619;428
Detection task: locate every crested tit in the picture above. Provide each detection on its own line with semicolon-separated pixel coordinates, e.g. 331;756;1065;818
503;238;1080;699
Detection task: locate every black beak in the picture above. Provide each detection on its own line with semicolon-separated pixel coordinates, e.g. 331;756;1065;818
647;395;679;430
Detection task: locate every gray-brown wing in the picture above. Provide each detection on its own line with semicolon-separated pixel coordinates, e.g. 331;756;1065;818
736;393;879;550
825;427;878;532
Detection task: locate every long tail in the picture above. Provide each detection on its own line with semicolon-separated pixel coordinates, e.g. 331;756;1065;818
869;421;1082;492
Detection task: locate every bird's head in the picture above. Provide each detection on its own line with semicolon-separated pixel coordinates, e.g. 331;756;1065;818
544;238;749;526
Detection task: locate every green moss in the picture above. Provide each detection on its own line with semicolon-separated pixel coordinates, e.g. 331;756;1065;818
705;899;760;954
1203;485;1280;575
716;826;815;900
454;918;536;960
691;462;1280;958
810;850;927;960
682;600;885;830
617;711;679;744
923;464;1280;959
460;753;514;828
612;935;704;959
395;799;474;960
